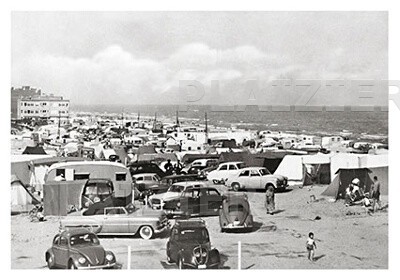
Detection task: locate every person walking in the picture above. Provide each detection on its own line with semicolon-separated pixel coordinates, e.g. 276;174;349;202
306;232;317;262
371;176;382;212
265;185;275;215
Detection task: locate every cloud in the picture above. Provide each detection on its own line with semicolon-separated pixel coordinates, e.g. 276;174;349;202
12;42;386;106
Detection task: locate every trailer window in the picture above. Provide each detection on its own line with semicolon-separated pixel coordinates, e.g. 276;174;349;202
74;173;90;180
116;172;127;181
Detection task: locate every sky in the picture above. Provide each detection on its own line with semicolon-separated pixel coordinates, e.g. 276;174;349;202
11;12;388;106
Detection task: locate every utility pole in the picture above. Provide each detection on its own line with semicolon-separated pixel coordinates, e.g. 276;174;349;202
57;111;61;140
205;112;208;144
176;110;180;127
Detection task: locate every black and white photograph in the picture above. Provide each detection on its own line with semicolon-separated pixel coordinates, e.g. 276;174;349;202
4;2;398;273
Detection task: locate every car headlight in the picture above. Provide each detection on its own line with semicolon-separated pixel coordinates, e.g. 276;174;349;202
201;251;207;257
106;253;114;262
78;257;87;264
176;202;181;208
194;251;201;258
93;197;100;203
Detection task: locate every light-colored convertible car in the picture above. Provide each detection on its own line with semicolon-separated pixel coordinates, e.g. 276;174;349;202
61;206;169;240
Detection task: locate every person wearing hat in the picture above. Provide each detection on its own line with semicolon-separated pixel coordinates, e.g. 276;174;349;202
351;178;363;202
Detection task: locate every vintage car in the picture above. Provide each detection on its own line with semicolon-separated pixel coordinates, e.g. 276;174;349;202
45;228;116;269
132;173;161;193
149;182;224;218
207;161;245;184
61;206;169;240
166;219;220;269
219;193;253;232
128;161;166;178
225;167;288;192
181;159;219;174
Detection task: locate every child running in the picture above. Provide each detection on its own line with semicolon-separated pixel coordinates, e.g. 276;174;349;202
306;232;317;261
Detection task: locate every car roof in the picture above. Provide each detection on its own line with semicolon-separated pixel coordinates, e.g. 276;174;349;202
60;227;93;237
172;181;208;187
174;219;206;229
132;173;158;177
240;167;266;171
220;161;244;165
86;178;113;183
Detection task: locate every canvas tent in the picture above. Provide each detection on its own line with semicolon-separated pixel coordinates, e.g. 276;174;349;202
273;155;303;181
22;145;47;155
321;168;373;200
302;154;332;186
11;175;40;214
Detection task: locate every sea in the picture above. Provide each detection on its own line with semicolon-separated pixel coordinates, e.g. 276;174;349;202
72;105;388;142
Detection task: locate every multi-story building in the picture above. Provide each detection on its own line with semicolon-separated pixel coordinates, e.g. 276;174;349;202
11;86;41;119
17;95;70;125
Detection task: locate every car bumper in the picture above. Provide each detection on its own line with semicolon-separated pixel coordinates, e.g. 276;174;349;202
155;220;170;233
222;222;252;229
77;262;116;270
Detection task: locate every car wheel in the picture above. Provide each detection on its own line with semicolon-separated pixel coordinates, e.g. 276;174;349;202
68;260;77;270
46;254;55;269
139;225;154;240
232;183;240;192
212;179;218;184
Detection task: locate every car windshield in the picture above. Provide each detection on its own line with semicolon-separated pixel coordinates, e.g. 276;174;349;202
228;204;245;212
178;228;209;242
70;233;100;246
259;168;271;176
169;185;185;193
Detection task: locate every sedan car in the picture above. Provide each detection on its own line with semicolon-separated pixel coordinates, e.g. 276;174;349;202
149;182;224;218
219;193;253;232
225;167;288;191
45;228;116;269
207;161;245;184
166;219;220;269
61;206;169;240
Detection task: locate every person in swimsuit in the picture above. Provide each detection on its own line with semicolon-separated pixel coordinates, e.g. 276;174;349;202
306;232;317;261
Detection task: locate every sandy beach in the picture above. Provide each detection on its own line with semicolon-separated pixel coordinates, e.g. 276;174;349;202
11;184;388;269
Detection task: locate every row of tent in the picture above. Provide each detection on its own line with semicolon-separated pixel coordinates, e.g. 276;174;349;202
273;153;388;198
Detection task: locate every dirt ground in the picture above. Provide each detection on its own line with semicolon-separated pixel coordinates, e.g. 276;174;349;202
11;184;388;269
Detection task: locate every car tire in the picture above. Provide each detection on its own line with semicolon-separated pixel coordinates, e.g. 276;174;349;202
212;179;219;184
178;256;185;269
46;254;55;269
139;225;154;240
232;183;240;192
68;260;77;270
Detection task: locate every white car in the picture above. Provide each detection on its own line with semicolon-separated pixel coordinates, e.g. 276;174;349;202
225;167;288;191
207;161;245;184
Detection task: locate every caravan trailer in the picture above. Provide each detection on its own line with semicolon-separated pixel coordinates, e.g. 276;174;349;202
45;161;133;200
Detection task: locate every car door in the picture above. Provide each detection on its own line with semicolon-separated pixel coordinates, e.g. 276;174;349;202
53;235;70;267
168;228;179;261
228;164;239;177
201;188;223;215
181;189;199;215
217;164;228;178
248;169;262;189
237;170;250;187
101;208;130;234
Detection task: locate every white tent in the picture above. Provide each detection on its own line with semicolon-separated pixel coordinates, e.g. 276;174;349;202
274;155;303;181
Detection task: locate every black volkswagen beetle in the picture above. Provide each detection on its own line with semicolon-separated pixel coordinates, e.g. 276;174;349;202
166;219;220;269
219;193;253;232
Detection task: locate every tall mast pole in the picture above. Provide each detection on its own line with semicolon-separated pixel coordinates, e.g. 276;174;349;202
58;111;61;140
205;112;208;144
